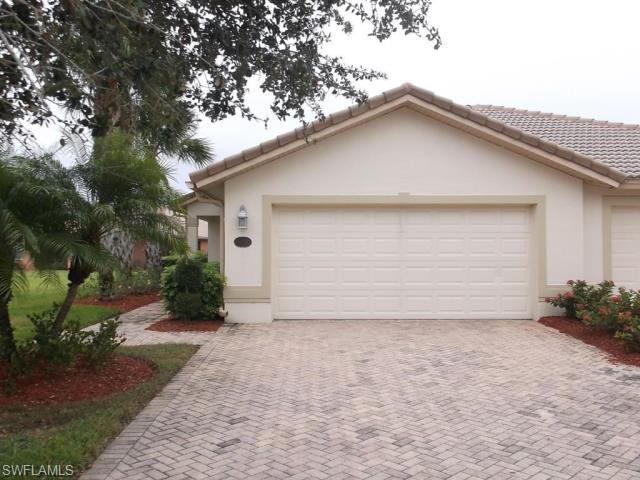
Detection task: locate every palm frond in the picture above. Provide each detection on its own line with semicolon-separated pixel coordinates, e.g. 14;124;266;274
170;137;214;167
37;269;65;290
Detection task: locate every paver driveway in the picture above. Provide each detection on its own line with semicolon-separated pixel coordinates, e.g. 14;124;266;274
83;320;640;480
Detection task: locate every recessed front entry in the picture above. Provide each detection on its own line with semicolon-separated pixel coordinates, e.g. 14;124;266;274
272;205;534;319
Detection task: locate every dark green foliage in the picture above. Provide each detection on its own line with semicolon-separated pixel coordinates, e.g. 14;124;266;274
23;306;85;367
174;258;203;292
163;251;207;268
173;293;203;320
83;318;124;368
14;306;124;375
201;263;225;319
161;256;225;320
161;255;180;268
1;0;440;142
191;251;208;264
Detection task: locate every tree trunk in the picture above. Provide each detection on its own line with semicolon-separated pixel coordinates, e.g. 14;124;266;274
0;299;17;362
53;282;80;334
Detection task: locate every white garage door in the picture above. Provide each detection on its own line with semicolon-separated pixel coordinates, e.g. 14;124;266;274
272;205;533;319
611;206;640;289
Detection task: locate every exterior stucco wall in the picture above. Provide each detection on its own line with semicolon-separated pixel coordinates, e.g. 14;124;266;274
224;108;584;298
583;185;606;283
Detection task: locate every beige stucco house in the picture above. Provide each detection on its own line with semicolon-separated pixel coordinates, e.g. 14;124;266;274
184;83;640;323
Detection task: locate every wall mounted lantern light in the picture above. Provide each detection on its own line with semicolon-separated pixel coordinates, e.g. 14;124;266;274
237;205;248;229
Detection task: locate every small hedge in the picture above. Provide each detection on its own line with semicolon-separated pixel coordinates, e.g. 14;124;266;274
546;280;640;352
161;255;225;320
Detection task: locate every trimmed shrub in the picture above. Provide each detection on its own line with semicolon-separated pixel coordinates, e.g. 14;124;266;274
162;250;207;268
174;258;202;292
546;280;640;352
615;313;640;352
161;255;225;320
545;280;614;319
83;318;125;368
17;307;124;371
192;251;208;264
174;292;203;319
23;306;85;367
201;263;225;319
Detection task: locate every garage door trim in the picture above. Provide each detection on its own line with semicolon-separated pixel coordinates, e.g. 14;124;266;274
224;195;548;304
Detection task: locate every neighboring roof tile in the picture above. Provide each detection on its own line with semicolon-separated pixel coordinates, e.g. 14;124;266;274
190;83;632;184
472;105;640;178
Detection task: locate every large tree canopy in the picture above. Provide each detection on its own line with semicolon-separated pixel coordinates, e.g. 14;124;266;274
0;0;441;142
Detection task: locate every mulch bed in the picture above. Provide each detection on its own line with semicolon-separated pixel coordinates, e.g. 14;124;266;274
146;318;224;333
0;355;155;406
539;316;640;368
75;292;160;313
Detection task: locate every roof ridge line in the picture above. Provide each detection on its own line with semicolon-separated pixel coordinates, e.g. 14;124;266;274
189;84;630;184
470;104;640;131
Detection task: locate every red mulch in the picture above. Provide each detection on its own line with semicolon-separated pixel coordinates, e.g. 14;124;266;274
0;355;154;406
75;292;160;313
146;318;223;332
539;316;640;368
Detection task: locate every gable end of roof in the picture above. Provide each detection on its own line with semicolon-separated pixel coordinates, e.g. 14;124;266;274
190;84;631;185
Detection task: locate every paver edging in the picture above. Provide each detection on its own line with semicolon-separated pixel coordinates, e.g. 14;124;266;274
80;326;231;480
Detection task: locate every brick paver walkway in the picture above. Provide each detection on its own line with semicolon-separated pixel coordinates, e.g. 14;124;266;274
86;302;216;345
82;320;640;480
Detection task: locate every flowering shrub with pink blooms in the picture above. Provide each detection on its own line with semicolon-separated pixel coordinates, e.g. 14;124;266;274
615;314;640;352
546;280;640;352
545;280;614;319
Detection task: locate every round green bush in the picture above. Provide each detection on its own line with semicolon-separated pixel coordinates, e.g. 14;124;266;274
161;255;226;320
174;292;203;320
174;257;203;292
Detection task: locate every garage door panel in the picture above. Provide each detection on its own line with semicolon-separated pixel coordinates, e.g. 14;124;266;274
277;237;305;255
405;267;434;285
405;238;435;254
308;296;337;314
374;238;403;255
372;267;402;285
342;237;370;254
277;296;305;314
614;268;639;285
469;296;499;314
277;267;305;285
611;206;640;290
308;267;337;285
273;206;533;319
502;296;530;314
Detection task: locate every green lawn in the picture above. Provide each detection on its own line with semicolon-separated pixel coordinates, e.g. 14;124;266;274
0;344;197;479
9;272;118;341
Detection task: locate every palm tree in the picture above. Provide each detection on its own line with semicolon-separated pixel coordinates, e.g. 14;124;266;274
0;152;110;358
2;154;117;334
0;158;35;360
81;100;214;298
51;129;187;329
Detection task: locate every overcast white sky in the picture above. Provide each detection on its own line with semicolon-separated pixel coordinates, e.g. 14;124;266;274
33;0;640;191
